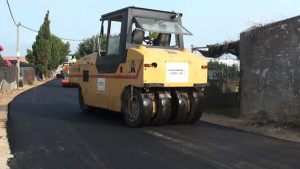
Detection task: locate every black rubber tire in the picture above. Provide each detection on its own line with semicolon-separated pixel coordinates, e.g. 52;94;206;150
122;88;152;127
188;91;204;123
150;92;171;126
169;90;188;124
183;91;197;123
157;98;172;125
78;87;93;113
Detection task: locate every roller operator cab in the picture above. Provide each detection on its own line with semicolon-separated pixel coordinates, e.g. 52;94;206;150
69;7;208;127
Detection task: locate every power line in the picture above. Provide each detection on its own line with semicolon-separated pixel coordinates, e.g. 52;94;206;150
20;24;38;33
21;24;81;41
60;37;82;42
6;0;82;42
6;0;17;26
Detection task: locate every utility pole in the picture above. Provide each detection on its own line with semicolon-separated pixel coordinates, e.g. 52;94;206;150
93;38;96;53
16;22;21;88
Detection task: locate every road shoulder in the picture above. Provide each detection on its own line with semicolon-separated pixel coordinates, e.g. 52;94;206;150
202;113;300;143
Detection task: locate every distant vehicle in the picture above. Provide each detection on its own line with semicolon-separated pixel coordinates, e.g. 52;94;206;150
69;7;208;127
56;73;63;79
61;62;78;87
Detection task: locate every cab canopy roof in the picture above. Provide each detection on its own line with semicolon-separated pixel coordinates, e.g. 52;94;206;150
101;6;183;20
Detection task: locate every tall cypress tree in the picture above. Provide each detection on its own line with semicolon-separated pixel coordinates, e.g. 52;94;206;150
48;35;70;70
32;10;51;78
48;35;61;70
26;10;70;78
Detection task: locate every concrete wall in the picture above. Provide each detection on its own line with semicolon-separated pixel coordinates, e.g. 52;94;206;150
22;68;35;85
240;16;300;124
0;67;17;91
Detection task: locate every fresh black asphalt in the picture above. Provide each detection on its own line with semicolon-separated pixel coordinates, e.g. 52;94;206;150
6;79;300;169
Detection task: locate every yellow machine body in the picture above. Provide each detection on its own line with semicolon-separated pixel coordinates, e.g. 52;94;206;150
69;47;207;112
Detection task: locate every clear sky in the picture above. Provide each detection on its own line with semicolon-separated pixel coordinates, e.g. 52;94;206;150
1;0;300;57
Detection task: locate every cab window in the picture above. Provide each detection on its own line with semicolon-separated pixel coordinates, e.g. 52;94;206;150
106;17;122;57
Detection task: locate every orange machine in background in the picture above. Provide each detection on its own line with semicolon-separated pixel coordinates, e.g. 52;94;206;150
61;60;78;87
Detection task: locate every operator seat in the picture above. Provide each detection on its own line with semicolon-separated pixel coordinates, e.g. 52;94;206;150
153;33;171;47
131;29;145;45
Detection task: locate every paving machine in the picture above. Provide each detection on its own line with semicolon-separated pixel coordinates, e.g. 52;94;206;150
69;7;208;127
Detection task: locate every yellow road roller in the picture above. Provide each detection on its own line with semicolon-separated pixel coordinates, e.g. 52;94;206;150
69;7;208;127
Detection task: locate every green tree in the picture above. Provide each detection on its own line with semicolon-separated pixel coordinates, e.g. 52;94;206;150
75;34;107;59
0;45;4;63
61;42;70;63
26;10;70;78
228;63;239;74
48;35;70;70
0;56;4;64
208;60;239;74
48;35;59;70
32;10;51;77
25;49;35;64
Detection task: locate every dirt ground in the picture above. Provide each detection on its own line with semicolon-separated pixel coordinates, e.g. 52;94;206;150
0;80;299;168
202;113;300;143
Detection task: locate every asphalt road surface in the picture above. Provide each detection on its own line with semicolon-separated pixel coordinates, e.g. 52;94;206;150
7;79;300;169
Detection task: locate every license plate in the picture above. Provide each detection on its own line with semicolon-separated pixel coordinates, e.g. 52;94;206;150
166;62;188;82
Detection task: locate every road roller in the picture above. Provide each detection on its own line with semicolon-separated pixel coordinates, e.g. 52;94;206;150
69;7;208;127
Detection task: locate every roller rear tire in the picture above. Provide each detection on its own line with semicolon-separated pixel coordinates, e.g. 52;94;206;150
150;91;171;126
122;88;152;127
188;91;204;123
169;90;188;124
